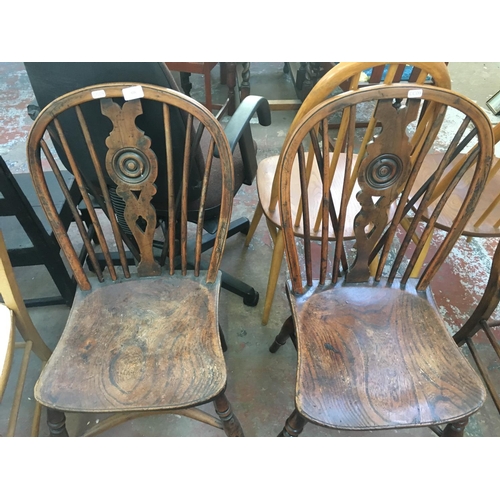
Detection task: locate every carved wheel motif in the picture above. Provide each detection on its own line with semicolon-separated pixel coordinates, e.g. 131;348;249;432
365;153;403;190
112;148;152;185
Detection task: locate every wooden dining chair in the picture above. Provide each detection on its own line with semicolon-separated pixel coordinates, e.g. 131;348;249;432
453;237;500;414
269;83;493;437
243;62;451;324
0;230;55;437
26;83;245;437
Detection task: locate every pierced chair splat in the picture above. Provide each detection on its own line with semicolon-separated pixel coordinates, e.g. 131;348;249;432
27;83;244;437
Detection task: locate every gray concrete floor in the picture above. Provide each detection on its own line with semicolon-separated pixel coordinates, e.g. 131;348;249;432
1;62;500;437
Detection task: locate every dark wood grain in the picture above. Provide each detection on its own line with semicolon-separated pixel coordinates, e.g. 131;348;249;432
289;279;485;429
35;273;226;412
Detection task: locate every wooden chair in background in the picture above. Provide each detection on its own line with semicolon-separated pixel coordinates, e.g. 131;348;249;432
26;83;246;437
0;230;57;437
243;62;451;324
453;235;500;414
165;63;219;112
407;122;500;276
268;84;493;437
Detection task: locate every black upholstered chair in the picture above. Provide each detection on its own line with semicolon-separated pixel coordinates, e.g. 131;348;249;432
23;62;271;306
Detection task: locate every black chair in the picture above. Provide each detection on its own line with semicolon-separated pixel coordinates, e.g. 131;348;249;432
23;62;272;306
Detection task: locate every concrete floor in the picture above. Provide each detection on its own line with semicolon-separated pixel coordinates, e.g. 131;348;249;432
1;62;500;437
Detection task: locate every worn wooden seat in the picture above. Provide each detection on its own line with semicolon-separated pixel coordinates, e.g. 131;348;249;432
27;83;244;436
269;83;493;437
37;273;225;412
244;62;452;325
290;280;484;429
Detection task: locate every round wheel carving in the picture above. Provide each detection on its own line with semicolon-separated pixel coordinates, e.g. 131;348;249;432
113;148;151;185
366;154;403;190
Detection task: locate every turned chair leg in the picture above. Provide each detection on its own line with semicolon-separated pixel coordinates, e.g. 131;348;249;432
269;316;295;353
278;409;308;437
442;417;469;437
47;408;69;437
213;392;244;437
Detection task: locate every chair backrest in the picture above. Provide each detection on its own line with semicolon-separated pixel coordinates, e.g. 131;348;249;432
24;63;207;217
269;62;451;210
428;121;500;235
26;83;234;290
278;84;494;294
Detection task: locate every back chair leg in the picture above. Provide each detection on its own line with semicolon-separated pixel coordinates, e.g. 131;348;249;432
47;408;69;437
442;417;469;437
278;409;308;437
244;202;264;247
269;316;295;353
213;392;244;437
262;230;285;325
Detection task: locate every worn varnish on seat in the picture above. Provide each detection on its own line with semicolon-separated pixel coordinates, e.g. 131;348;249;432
27;83;244;436
269;84;493;437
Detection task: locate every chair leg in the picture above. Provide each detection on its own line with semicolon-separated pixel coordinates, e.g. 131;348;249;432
269;315;295;353
278;409;308;437
262;230;285;325
47;408;69;437
213;392;244;437
442;417;469;437
244;202;264;247
219;326;228;353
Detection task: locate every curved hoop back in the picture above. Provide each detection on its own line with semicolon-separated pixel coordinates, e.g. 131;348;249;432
279;84;494;294
27;83;234;290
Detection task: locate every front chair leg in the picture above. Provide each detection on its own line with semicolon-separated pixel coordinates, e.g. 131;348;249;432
278;409;307;437
47;408;69;437
442;417;469;437
269;315;295;353
213;392;244;437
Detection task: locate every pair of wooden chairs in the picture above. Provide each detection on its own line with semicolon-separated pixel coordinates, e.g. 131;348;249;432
10;64;495;436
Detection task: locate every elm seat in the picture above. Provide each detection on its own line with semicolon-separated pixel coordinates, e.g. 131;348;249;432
290;280;485;430
35;272;226;413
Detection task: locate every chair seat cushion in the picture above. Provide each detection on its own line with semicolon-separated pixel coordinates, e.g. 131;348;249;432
35;272;227;413
289;279;486;430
